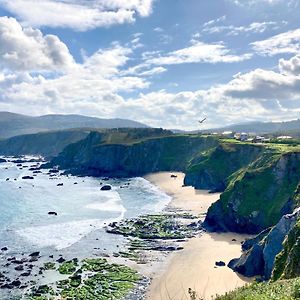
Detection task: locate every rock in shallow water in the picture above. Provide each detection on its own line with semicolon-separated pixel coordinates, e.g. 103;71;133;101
101;185;112;191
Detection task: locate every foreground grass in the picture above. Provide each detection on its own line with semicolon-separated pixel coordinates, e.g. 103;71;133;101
215;278;300;300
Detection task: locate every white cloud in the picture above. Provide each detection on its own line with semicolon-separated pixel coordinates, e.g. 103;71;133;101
0;0;154;31
0;17;74;72
203;16;226;27
231;0;299;6
279;55;300;75
146;41;252;65
252;28;300;55
221;68;300;100
202;21;285;36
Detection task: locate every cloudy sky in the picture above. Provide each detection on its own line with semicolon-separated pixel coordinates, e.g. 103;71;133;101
0;0;300;129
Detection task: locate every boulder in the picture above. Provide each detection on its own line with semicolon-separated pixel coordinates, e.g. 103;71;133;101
48;212;58;216
22;176;34;180
215;261;226;267
101;185;112;191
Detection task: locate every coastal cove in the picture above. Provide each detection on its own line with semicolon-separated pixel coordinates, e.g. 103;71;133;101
0;157;252;300
145;173;252;300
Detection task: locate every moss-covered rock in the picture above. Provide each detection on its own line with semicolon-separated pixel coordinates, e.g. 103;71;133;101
27;258;142;300
58;259;78;275
106;213;200;240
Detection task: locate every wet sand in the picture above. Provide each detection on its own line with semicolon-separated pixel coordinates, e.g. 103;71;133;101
145;172;252;300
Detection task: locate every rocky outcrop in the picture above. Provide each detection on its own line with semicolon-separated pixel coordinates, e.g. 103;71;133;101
229;208;300;279
47;132;218;177
272;208;300;280
184;143;263;191
204;151;300;233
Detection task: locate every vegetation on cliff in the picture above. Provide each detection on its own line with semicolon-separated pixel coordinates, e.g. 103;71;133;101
49;129;219;177
272;213;300;281
204;149;300;233
184;142;263;191
215;277;300;300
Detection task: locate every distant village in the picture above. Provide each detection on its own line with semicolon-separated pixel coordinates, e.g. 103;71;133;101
211;131;294;143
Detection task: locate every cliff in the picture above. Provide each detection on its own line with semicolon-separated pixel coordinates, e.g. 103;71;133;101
48;130;219;177
204;150;300;233
184;142;263;191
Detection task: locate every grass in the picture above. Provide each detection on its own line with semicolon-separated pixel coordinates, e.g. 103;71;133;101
215;278;300;300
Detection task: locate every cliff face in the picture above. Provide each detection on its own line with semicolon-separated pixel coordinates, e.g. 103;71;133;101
272;210;300;281
49;132;219;177
204;151;300;234
184;143;263;191
229;208;300;279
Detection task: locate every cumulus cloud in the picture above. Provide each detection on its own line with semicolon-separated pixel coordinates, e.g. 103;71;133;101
0;17;74;72
279;55;300;75
2;47;300;129
0;0;154;31
145;41;252;65
252;28;300;55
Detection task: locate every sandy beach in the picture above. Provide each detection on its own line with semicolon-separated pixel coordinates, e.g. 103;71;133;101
145;172;252;300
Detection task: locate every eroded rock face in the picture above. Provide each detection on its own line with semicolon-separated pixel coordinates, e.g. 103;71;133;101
229;208;300;279
184;143;263;192
47;132;218;177
204;152;300;234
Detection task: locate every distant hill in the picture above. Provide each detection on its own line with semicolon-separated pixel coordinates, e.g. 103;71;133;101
205;119;300;135
0;112;148;139
0;129;92;158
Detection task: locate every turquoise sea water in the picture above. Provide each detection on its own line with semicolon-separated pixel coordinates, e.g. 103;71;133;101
0;156;170;298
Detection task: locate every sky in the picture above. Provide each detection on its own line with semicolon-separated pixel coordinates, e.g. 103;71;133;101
0;0;300;130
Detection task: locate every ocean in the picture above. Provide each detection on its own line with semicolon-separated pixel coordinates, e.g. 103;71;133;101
0;156;171;298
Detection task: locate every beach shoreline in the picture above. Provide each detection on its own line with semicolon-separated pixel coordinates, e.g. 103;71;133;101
144;172;252;300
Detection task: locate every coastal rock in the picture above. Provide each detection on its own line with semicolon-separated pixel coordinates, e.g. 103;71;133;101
57;257;66;264
229;207;300;279
101;185;112;191
0;158;6;163
215;261;226;267
15;265;24;271
56;183;63;187
48;212;58;216
29;252;40;257
22;176;34;180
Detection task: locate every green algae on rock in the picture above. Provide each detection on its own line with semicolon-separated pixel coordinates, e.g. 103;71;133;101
27;258;142;300
106;213;201;240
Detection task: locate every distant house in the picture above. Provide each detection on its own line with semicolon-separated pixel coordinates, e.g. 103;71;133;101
277;136;293;140
253;136;270;143
222;131;234;138
234;132;248;141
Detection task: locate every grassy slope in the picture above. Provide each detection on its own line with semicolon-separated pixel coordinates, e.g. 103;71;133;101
215;278;300;300
205;144;300;232
185;141;264;190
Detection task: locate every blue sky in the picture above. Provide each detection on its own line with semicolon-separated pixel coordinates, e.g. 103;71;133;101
0;0;299;129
